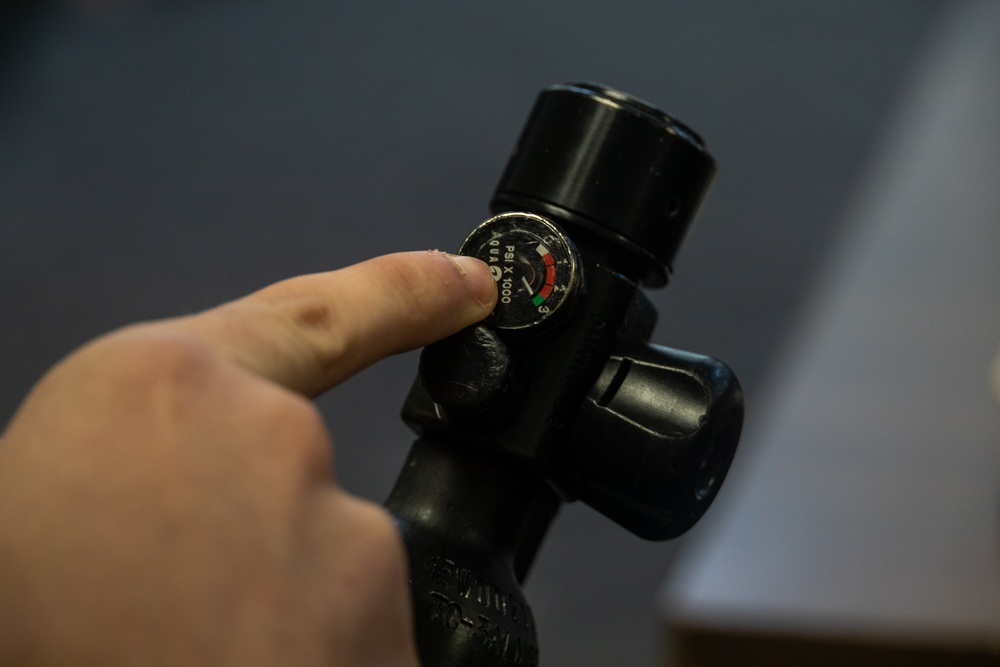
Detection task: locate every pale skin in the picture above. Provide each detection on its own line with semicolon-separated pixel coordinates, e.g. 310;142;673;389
0;251;498;667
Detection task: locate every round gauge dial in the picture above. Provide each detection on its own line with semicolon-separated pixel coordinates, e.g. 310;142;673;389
460;212;582;331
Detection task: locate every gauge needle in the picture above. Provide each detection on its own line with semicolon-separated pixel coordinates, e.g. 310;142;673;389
521;276;534;294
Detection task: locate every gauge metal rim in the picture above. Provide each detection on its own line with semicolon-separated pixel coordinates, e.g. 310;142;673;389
459;211;582;332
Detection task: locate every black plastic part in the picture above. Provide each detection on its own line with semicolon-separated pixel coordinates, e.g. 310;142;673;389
402;257;639;465
386;439;559;667
419;324;521;417
564;343;744;540
491;82;716;286
388;83;741;667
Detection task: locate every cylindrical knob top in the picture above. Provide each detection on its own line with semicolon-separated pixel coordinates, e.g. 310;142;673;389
491;82;716;286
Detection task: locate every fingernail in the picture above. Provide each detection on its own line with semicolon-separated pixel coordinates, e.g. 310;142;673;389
447;254;497;311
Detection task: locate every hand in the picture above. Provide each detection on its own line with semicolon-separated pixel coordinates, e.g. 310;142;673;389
0;251;497;667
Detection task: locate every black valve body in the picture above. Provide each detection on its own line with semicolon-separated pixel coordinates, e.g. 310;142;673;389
385;83;743;667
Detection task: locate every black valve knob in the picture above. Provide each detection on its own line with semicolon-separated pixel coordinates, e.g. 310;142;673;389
563;342;744;540
492;82;716;286
419;325;521;417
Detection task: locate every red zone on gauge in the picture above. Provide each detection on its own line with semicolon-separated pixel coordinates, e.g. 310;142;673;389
531;243;557;307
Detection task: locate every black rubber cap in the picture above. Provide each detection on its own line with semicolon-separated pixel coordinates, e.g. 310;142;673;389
491;82;716;286
418;325;520;415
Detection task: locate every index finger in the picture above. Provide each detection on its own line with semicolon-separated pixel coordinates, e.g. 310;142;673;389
174;251;497;396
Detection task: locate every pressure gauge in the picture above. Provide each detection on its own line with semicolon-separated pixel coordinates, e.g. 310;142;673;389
460;212;582;332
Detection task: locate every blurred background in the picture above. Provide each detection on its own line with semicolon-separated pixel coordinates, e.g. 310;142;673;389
5;2;995;665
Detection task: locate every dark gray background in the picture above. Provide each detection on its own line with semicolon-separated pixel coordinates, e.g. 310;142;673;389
1;3;943;665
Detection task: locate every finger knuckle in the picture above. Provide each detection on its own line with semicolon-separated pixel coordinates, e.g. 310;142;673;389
263;395;334;477
249;280;352;376
343;497;409;580
83;325;218;396
287;297;350;375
